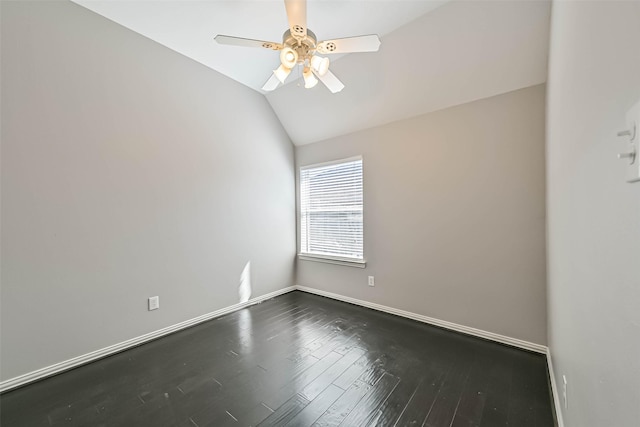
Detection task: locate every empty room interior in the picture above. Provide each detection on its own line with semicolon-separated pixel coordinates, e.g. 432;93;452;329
1;0;639;426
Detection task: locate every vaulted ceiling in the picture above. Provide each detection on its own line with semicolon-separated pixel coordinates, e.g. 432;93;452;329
72;0;551;145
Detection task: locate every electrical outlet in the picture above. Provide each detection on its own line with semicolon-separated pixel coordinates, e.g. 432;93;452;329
148;296;159;311
368;276;375;287
562;375;568;409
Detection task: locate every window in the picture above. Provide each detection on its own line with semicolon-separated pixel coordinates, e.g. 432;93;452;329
299;157;364;267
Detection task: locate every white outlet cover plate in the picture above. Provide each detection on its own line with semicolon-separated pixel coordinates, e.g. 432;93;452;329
148;296;159;311
624;100;640;183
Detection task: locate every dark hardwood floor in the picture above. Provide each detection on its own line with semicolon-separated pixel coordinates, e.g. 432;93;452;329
0;291;554;426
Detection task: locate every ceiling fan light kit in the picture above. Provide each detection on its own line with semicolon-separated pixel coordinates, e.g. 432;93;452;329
303;67;318;88
273;64;291;84
310;55;330;77
214;0;381;94
280;46;298;69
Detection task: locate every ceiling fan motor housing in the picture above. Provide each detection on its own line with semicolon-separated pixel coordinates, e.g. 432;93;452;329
283;29;317;64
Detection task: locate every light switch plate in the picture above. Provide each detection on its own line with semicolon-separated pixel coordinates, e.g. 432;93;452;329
623;100;640;183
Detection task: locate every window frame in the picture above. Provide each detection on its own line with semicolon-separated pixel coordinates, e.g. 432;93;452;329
297;156;366;268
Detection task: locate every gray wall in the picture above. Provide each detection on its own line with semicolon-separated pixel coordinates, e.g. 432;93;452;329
1;1;295;382
546;1;640;426
296;85;547;345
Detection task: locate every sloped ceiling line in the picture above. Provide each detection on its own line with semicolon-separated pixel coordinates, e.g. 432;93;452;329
72;0;551;145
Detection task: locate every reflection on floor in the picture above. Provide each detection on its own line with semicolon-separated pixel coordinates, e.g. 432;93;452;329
0;291;554;426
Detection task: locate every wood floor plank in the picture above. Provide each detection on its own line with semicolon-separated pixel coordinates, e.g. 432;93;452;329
332;353;374;390
449;350;494;426
300;348;366;401
357;354;390;386
422;353;473;427
257;394;310;427
393;364;449;426
364;375;420;426
261;351;342;410
312;380;372;427
284;384;344;427
479;351;514;427
506;351;542;427
310;331;359;360
340;372;400;426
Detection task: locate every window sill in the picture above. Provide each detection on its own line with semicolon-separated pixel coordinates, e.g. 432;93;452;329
297;254;366;268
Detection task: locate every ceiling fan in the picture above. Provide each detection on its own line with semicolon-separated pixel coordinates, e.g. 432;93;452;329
214;0;381;93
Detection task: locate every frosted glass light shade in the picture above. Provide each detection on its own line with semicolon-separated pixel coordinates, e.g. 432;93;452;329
280;47;298;68
303;67;318;88
310;55;330;76
273;64;291;84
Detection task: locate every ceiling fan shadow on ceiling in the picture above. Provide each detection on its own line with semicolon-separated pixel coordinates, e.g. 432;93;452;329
214;0;381;94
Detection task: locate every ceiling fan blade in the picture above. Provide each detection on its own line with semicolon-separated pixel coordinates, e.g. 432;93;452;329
315;69;344;94
262;73;281;92
317;35;381;54
284;0;307;39
214;35;282;50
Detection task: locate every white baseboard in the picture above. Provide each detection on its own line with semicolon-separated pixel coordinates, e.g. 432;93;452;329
0;286;296;393
295;285;548;354
1;284;555;404
297;285;562;425
546;348;565;427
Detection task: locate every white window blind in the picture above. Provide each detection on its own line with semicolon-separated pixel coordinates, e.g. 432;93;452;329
300;158;363;261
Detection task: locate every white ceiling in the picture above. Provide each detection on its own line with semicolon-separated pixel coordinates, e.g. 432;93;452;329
72;0;551;146
72;0;447;92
